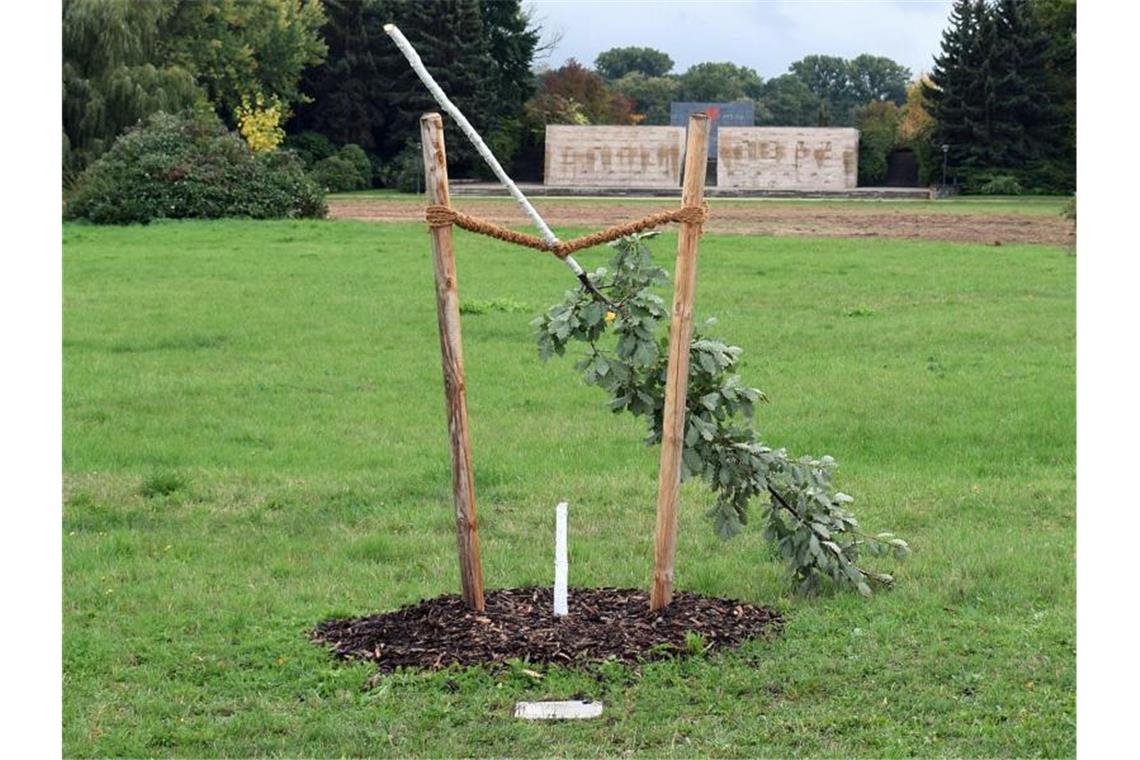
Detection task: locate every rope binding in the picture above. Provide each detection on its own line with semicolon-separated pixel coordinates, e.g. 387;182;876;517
424;203;710;259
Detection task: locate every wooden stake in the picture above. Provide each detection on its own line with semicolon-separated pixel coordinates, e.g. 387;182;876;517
650;113;710;611
421;113;485;611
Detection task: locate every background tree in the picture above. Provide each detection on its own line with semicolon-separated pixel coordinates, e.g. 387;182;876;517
162;0;327;123
985;0;1057;172
594;46;674;80
846;54;910;105
789;53;911;126
925;0;990;181
897;77;938;182
524;60;635;126
290;0;388;150
480;0;541;118
855;101;901;185
1032;0;1075;186
62;0;202;178
677;62;762;102
789;54;851;121
611;72;680;125
755;74;818;126
63;0;328;178
292;0;537;180
926;0;1071;191
476;0;542;172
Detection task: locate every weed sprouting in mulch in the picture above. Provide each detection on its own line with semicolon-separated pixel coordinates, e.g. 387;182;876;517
311;587;782;676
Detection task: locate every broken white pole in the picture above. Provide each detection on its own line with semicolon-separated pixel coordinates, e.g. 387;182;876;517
382;23;588;279
554;501;568;617
514;701;603;720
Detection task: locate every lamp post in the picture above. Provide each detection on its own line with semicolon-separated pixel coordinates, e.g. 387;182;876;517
941;144;949;189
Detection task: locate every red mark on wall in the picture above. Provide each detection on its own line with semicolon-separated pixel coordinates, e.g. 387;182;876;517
705;105;721;121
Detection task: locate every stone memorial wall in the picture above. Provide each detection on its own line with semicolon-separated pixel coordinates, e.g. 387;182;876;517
717;128;858;190
544;126;686;188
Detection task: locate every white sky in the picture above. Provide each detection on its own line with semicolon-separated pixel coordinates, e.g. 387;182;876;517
527;0;956;80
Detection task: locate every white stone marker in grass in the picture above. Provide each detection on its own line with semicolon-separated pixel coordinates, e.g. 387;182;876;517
513;700;604;720
555;501;568;617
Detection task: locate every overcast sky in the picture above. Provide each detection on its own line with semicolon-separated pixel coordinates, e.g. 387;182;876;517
527;0;955;81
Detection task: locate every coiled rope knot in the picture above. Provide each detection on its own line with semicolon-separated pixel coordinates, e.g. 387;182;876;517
424;201;711;259
425;205;460;228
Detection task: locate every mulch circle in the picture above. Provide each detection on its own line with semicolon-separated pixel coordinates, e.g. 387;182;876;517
311;587;782;675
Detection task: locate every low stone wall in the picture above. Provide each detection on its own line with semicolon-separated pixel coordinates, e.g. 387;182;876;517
717;128;858;190
544;126;686;188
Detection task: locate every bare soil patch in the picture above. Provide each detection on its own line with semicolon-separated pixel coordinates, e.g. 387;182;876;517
311;587;781;675
329;198;1074;247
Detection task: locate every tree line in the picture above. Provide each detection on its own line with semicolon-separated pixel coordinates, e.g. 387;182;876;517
63;0;1075;194
926;0;1075;192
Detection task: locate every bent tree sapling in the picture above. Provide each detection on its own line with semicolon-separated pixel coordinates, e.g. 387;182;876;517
533;232;910;596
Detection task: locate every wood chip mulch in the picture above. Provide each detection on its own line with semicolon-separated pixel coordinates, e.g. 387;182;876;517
310;587;782;674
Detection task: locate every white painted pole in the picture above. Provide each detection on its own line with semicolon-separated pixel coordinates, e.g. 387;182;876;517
554;501;568;617
382;23;587;279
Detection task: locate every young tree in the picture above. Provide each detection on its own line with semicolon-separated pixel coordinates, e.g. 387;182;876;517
594;46;674;80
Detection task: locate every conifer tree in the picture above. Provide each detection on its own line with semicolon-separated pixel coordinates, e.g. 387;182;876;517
987;0;1058;171
926;0;990;182
926;0;1073;191
1033;0;1075;189
290;0;388;150
293;0;538;178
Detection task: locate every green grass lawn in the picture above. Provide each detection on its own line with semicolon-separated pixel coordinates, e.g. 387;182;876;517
63;217;1075;757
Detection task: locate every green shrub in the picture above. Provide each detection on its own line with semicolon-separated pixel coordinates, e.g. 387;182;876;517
310;143;374;192
65;110;326;224
977;174;1024;195
310;155;367;192
378;142;424;193
338;144;373;187
282;130;337;166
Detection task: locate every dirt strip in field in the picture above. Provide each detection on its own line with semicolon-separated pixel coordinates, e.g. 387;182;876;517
329;197;1075;247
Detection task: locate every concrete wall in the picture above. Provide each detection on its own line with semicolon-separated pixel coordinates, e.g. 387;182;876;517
544;126;686;188
717;128;858;190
